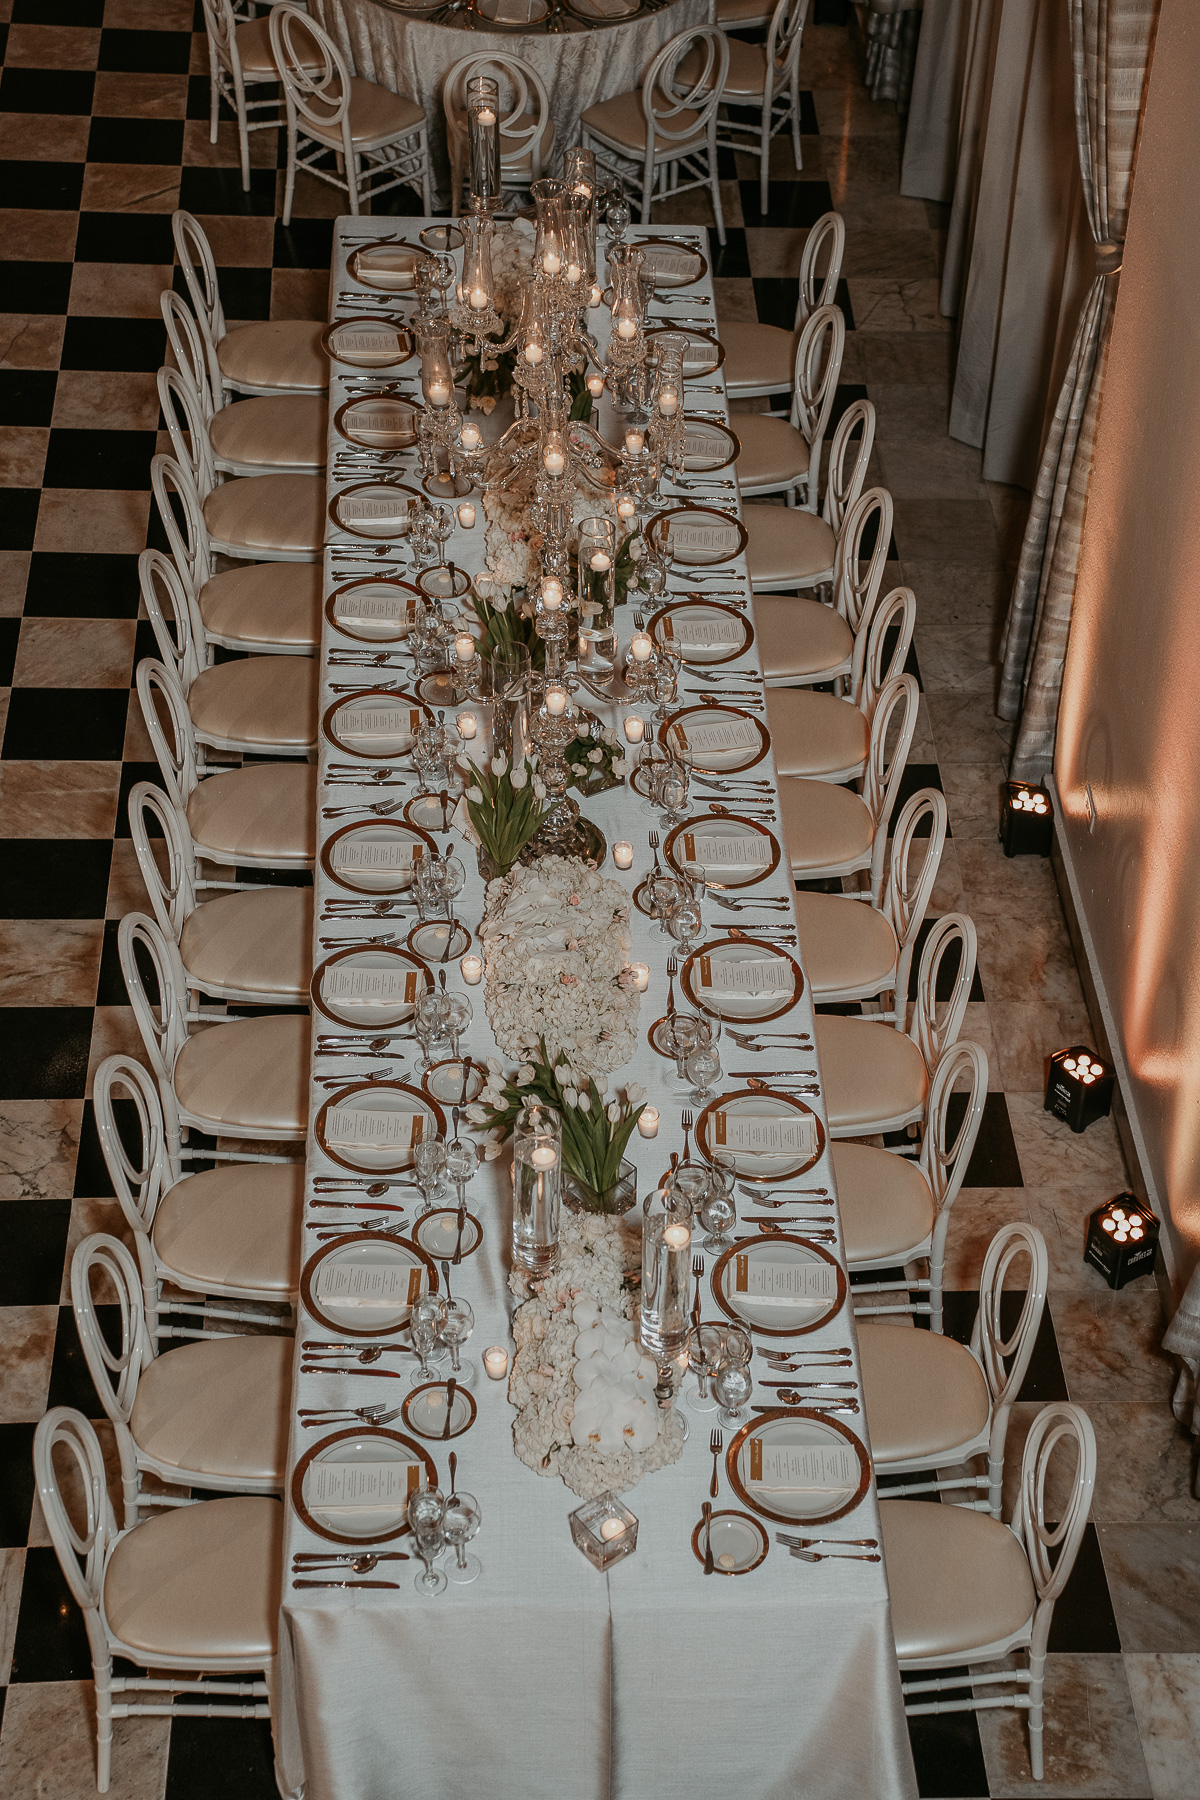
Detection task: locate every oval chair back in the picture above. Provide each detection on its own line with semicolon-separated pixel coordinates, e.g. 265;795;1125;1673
140;548;208;690
788;302;844;509
172;209;227;401
93;1054;172;1335
136;656;200;813
270;3;349;138
158;362;217;501
117;910;192;1099
443;54;553;215
858;671;918;904
33;1408;117;1643
908;911;977;1074
70;1233;154;1433
848;583;915;717
919;1038;988;1332
833;485;893;634
796;209;845;329
823;397;875;532
881;786;949;1019
128;779;199;946
151;453;213;595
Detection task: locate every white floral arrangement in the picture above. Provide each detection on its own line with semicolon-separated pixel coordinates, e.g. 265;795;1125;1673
478;856;641;1072
509;1211;685;1498
483;468;542;597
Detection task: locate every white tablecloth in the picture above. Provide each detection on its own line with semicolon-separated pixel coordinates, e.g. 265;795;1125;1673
315;0;714;204
271;219;918;1800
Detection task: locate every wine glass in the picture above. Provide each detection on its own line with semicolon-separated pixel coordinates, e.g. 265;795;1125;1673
413;852;444;920
444;992;473;1059
648;868;684;928
414;1137;447;1214
415;722;449;797
408;1485;448;1596
657;758;690;828
651;656;680;726
431;503;455;564
439;1296;476;1383
415;988;450;1070
411;1292;448;1383
440;852;466;908
668;1163;710;1213
712;1363;753;1429
668;890;704;957
697;1175;736;1250
442;1490;482;1584
605;183;630;244
444;1134;475;1208
717;1322;752;1369
685;1041;722;1104
663;1010;702;1080
686;1321;725;1413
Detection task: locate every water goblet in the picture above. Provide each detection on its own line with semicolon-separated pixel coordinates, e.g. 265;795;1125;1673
443;1490;482;1584
685;1042;722;1104
439;1296;476;1384
444;992;473;1058
413;853;445;920
717;1322;752;1369
658;759;690;828
663;1010;703;1080
652;656;680;725
444;1135;475;1209
712;1362;753;1429
408;1485;448;1596
440;853;466;907
668;891;704;957
668;1163;710;1213
415;722;449;797
414;1137;447;1214
685;1320;726;1413
697;1177;736;1251
648;868;684;928
410;1292;448;1384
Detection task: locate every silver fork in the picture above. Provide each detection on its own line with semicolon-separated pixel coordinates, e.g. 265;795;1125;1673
298;1403;402;1425
776;1533;878;1550
681;1106;693;1163
322;799;407;819
666;954;678;1015
790;1547;880;1564
709;1427;723;1499
648;828;663;878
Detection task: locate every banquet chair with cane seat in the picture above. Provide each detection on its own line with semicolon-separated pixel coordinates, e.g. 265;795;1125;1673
118;911;311;1159
443;55;554;215
136;657;317;875
271;3;432;227
151;455;321;656
129;781;313;1008
34;1407;280;1795
838;1037;986;1333
883;1401;1097;1781
723;210;845;398
140;550;318;759
198;0;322;193
94;1054;302;1344
173;209;327;402
766;584;915;782
683;0;810;213
581;27;730;245
816;912;978;1138
777;666;917;900
161;292;327;479
733;303;843;508
747;403;879;600
860;1220;1045;1514
72;1234;292;1527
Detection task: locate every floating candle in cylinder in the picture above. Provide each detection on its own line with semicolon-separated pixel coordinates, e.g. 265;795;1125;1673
460;954;483;985
456;711;478;740
617;495;637;523
590;549;611;573
457;501;476;528
613;841;634;869
540;576;563;611
623;715;645;744
640;1187;693;1356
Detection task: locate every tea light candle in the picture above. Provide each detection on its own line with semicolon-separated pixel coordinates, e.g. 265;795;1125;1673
658;386;679;417
455;632;476;663
469;286;489;311
590;549;612;572
623;715;645;744
616;316;637;341
587;374;605;399
540;576;563;611
542;249;562;276
457;501;476;528
460;955;483;985
566;262;582;285
637;1106;660;1139
483;1346;509;1380
617;495;637;523
545;686;568;717
531;1144;558;1170
630;632;653;662
664;1220;691;1250
428;380;450;408
460;422;482;452
589;284;603;309
524;341;543;366
613;841;634;869
630;961;650;992
624;428;645;455
543;444;566;478
600;1518;626;1542
456;711;478;740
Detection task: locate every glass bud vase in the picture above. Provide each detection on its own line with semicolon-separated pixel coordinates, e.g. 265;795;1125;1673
639;1185;695;1359
511;1102;562;1276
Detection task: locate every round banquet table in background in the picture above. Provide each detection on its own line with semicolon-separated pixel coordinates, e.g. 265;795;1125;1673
315;0;715;204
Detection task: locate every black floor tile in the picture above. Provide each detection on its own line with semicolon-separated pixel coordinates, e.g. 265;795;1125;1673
74;210;175;264
0;840;113;921
0;69;96;117
907;916;985;1002
178;165;277;217
9;1546;95;1684
42;427;158;491
741;178;835;229
2;688;129;761
0;489;40;553
11;0;104;20
890;765;949;838
954;1090;1023;1189
60;315;166;374
45;1301;116;1417
96;918;129;1008
753;275;799;331
907;1701;990;1798
0;1006;94;1099
132;618;159;673
0;161;84;211
0;261;73;316
1048;1522;1122;1652
368;183;425;218
75;1096;120;1199
0;619;18;687
98;27;195;74
116;762;168;837
0;369;58;427
212;264;272;323
942;1289;1069;1402
165;1717;281;1800
708;225;750;279
86;115;185;165
829;380;869;434
273;217;334;270
0;1199;72;1305
22;551;141;619
0;1424;37;1549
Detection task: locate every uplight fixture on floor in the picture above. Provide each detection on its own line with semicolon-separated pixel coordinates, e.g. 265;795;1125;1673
1085;1194;1159;1289
1000;779;1053;857
1044;1044;1115;1133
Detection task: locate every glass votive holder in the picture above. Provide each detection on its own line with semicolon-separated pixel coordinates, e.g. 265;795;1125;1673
612;841;634;870
637;1105;660;1138
456;710;478;740
483;1346;508;1381
629;962;650;992
623;715;645;746
569;1492;639;1571
460;955;483;985
457;502;476;528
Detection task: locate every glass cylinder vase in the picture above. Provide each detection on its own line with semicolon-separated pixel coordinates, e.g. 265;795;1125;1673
531;177;569;280
511;1102;562;1276
488;642;531;766
639;1185;695;1359
465;75;501;210
576;515;617;688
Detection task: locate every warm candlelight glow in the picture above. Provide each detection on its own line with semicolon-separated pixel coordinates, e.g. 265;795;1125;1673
457;501;476;528
589;550;611;572
630;962;649;992
460;422;482;452
587;374;604;398
612;841;634;869
623;715;645;744
543;444;566;478
524;341;543;366
460;955;483;985
542;250;562;276
455;632;476;663
468;286;489;311
624;428;645;455
428;380;450;408
630;633;653;662
545;686;568;717
664;1222;691;1250
637;1107;660;1138
530;1144;558;1170
456;711;478;740
541;576;563;611
617;495;637;521
600;1517;626;1542
589;284;603;308
566;263;582;285
658;386;679;417
483;1346;508;1380
616;317;637;341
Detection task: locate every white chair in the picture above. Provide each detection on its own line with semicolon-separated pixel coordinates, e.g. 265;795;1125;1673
198;0;320;193
734;303;844;509
71;1234;291;1527
816;912;978;1137
839;1037;987;1332
271;2;431;227
717;0;773;30
861;1220;1046;1516
140;548;317;758
712;0;810;213
581;27;730;245
724;210;845;399
778;666;917;901
161;291;326;478
884;1401;1097;1781
795;787;948;1022
173;209;328;402
766;584;915;782
151;454;321;656
755;476;888;689
94;1054;302;1343
119;911;310;1161
136;656;316;876
748;401;878;600
34;1407;279;1795
443;55;553;216
129;781;312;1008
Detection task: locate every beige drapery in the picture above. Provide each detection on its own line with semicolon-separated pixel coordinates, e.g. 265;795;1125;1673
998;0;1160;778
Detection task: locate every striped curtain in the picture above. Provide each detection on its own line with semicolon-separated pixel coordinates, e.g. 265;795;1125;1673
997;0;1159;779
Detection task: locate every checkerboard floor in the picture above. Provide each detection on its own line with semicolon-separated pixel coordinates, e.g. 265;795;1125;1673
0;3;1195;1796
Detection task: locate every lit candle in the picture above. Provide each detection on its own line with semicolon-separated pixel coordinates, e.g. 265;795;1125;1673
428;380;450;408
460;955;483;985
624;428;645;455
483;1346;509;1380
589;549;611;573
541;576;563;611
525;341;543;366
586;374;605;399
457;501;476;529
531;1144;558;1170
456;711;478;740
455;632;476;664
616;316;637;341
543;443;566;478
617;495;637;523
629;632;653;662
612;841;634;869
545;686;568;717
600;1517;626;1542
566;263;582;285
542;250;562;276
623;715;645;744
469;286;489;311
658;386;679;417
589;284;603;309
630;962;649;992
637;1106;660;1139
664;1221;691;1250
460;422;482;452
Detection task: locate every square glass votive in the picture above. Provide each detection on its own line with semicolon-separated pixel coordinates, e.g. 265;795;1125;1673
569;1493;639;1571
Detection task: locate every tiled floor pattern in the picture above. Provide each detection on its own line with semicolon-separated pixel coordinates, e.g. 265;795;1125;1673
0;3;1197;1797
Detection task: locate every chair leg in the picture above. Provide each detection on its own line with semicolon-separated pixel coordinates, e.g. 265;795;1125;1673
208;49;220;145
95;1655;114;1793
347;152;361;216
791;72;803;171
237;101;251;195
420;130;431;215
760;130;769;217
282;117;297;228
711;144;726;247
1028;1649;1045;1780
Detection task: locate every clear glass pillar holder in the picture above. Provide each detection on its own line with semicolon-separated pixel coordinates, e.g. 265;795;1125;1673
511;1102;562;1276
465;75;501;211
639;1186;695;1360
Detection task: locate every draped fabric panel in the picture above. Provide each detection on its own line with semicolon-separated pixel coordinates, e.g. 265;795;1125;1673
864;0;924;113
998;0;1160;778
899;0;973;201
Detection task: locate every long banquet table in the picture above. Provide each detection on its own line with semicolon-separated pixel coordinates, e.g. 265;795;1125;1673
271;217;919;1800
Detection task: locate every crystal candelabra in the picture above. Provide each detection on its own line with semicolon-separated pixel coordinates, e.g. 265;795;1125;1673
529;679;606;865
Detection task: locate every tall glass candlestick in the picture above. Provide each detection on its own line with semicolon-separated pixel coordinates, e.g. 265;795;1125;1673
512;1102;562;1275
640;1186;694;1359
465;75;501;210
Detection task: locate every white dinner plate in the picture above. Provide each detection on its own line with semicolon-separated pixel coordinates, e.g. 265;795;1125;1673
681;937;801;1022
292;1426;436;1545
725;1410;870;1526
321;819;435;896
314;1082;446;1174
696;1092;825;1182
710;1231;843;1333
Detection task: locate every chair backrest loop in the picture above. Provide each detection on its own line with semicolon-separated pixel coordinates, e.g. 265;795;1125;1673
1013;1400;1097;1604
172;210;227;396
136;656;199;812
33;1409;116;1618
766;0;811;87
117;911;191;1087
795;210;845;329
790;302;844;454
972;1222;1049;1416
910;911;978;1070
882;786;948;993
158;364;216;500
70;1233;155;1428
139;548;207;689
161;290;216;421
642;26;729;151
270;3;351;135
128;779;197;943
92;1054;168;1234
920;1038;988;1217
833;485;893;632
823;397;875;531
849;583;915;716
199;0;241;75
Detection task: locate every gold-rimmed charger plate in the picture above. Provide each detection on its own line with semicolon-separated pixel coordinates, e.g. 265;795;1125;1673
421;1057;485;1106
299;1231;439;1337
711;1230;843;1335
474;0;551;22
648;599;752;666
646;504;748;569
321;317;413;370
676;416;739;472
321;818;435;896
682;937;802;1024
348;240;430;293
726;1409;870;1527
314;1081;446;1175
292;1426;437;1545
665;811;780;889
645;326;725;379
333;395;421;451
326;576;421;644
690;1507;769;1575
329;480;422;539
696;1090;824;1183
406;920;471;965
411;1207;484;1261
637;235;708;287
401;1381;478;1441
310;944;433;1029
322;687;431;761
660;706;770;773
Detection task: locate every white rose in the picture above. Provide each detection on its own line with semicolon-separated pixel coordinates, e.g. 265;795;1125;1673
588;748;603;764
613;758;629;776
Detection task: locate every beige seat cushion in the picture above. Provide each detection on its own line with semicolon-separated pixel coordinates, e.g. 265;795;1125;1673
793;892;898;998
208;393;327;473
203;473;325;559
723;321;798;394
717;0;772;21
104;1495;282;1663
815;1014;929;1130
580;90;705;157
881;1499;1036;1662
765;687;868;778
179;886;312;1001
499;115;555;175
235;14;323;77
218;320;328;396
679;37;768;99
306;76;424;147
757;594;853;679
188;655;318;754
736;414;811;490
186;762;316;867
746;504;836;584
779;775;873;873
129;1333;292;1485
174;1012;310;1138
154;1161;304;1297
859;1324;990;1465
832;1140;934;1263
199;560;322;654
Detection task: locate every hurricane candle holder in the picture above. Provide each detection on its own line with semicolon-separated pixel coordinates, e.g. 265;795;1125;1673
511;1101;562;1276
466;75;501;211
639;1185;694;1359
577;515;617;688
455;211;502;353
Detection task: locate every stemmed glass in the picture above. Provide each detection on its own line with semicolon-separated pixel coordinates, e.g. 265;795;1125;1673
663;1010;703;1082
444;992;473;1059
652;654;681;726
439;1296;476;1384
414;1137;447;1214
444;1133;475;1208
685;1039;722;1103
413;852;446;920
431;503;455;564
442;1490;482;1584
408;1485;448;1596
415;988;451;1070
667;886;704;957
686;1320;726;1413
712;1363;753;1429
698;1167;736;1250
414;721;449;796
410;1291;448;1383
656;757;690;828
